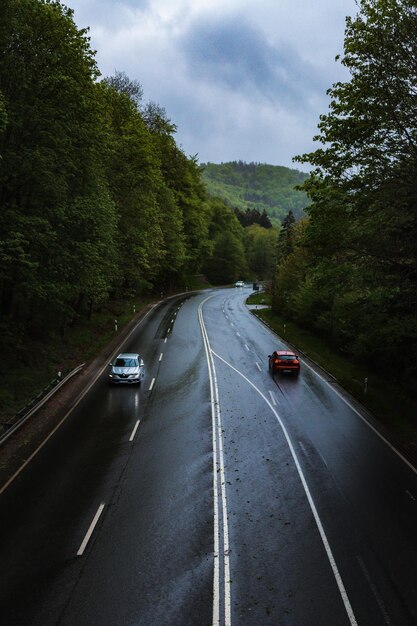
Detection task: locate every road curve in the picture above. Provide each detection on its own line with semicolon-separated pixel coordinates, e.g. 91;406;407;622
1;288;417;625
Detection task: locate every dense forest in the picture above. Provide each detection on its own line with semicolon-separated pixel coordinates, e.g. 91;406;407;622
0;0;278;363
201;161;309;225
272;0;417;391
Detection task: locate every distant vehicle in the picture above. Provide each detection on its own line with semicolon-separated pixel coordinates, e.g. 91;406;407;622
235;281;245;287
268;350;300;375
109;353;145;385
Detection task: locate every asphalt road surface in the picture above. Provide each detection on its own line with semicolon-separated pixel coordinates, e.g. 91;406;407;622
1;287;417;625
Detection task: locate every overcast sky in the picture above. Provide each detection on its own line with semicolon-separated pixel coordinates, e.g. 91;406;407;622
68;0;358;170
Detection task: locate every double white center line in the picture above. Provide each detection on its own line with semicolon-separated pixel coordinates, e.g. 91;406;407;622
199;297;231;626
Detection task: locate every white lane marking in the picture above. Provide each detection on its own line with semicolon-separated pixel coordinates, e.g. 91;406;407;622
356;556;391;625
171;318;175;323
302;358;417;476
236;332;241;337
225;315;229;320
159;352;163;362
129;420;140;442
0;304;159;496
164;337;167;343
211;349;358;626
199;298;231;626
255;362;262;371
249;311;417;477
148;378;156;391
244;344;250;351
269;390;277;406
77;503;105;556
405;489;416;502
299;440;311;460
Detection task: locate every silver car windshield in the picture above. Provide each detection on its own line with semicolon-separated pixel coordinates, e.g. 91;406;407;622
115;358;138;367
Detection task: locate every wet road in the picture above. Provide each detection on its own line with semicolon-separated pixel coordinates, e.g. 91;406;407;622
1;288;417;625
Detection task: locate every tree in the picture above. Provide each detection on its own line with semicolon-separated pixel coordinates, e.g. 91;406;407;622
291;0;417;380
204;231;247;284
244;224;278;280
98;79;165;295
104;70;143;110
276;210;296;261
297;0;417;188
0;0;116;336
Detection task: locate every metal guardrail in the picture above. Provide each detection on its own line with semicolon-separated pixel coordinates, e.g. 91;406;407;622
0;364;85;447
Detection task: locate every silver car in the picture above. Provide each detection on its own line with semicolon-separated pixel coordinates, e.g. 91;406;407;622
108;353;145;385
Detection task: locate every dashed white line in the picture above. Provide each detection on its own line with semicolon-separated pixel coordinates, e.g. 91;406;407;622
244;344;250;351
236;332;241;337
164;337;167;343
251;308;417;477
356;556;391;625
298;440;310;460
159;352;163;362
269;390;277;406
129;420;140;441
0;304;159;496
77;503;105;556
255;362;261;371
148;377;156;391
405;489;416;502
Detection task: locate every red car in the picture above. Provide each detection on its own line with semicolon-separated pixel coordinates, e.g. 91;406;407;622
268;350;300;375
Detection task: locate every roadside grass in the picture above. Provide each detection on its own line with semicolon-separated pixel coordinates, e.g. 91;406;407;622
253;308;417;451
246;291;272;305
0;275;212;422
0;298;153;421
184;274;211;291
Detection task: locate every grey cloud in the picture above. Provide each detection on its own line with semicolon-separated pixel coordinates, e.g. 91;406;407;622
179;15;328;111
71;0;150;30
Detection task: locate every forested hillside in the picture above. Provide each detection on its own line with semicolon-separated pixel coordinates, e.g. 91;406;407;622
0;0;279;393
201;161;309;224
273;0;417;391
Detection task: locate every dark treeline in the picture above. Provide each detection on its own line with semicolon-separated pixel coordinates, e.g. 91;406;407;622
0;0;273;354
272;0;417;389
234;208;272;229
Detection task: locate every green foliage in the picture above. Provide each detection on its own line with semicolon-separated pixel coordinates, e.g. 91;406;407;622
244;224;278;280
276;209;296;261
203;198;248;284
204;231;248;284
0;0;213;359
98;80;166;294
0;91;7;137
201;161;310;223
0;0;113;336
234;207;272;228
274;0;417;390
